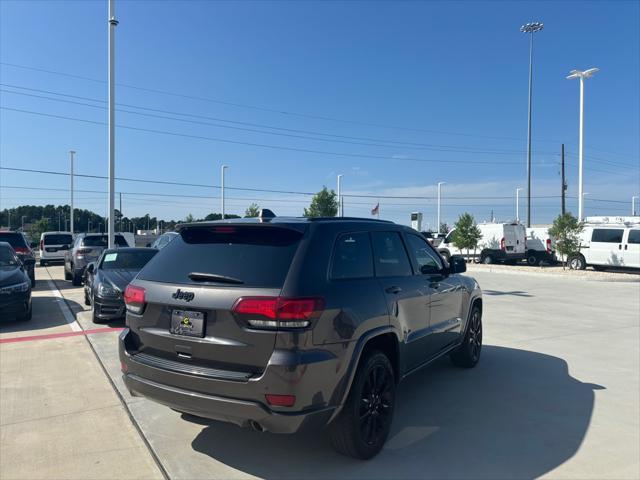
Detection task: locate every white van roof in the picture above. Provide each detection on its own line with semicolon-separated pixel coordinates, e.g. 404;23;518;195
584;216;640;226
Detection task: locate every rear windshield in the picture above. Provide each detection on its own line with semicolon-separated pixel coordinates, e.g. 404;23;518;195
0;232;28;248
82;235;128;247
0;246;20;267
44;234;73;245
138;225;303;288
101;250;158;270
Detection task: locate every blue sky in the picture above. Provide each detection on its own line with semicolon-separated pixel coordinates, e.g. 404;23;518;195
1;0;639;227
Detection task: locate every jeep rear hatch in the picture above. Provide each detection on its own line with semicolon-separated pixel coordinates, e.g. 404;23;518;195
129;224;307;375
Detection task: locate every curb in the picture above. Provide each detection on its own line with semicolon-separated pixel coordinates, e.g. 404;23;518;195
466;266;640;283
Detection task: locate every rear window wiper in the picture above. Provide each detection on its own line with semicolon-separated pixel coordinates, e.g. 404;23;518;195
188;272;244;284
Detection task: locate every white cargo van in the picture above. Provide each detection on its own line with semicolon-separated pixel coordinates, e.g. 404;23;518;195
438;221;526;264
39;231;74;266
568;216;640;270
525;227;557;266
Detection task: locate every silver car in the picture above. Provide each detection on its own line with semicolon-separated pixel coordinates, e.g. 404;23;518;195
64;233;130;286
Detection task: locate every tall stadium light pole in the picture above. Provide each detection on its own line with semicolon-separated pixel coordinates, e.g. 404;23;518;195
437;182;446;234
632;196;638;216
337;174;343;217
69;150;75;234
567;68;599;222
107;0;118;248
221;165;228;219
516;188;523;222
520;21;544;228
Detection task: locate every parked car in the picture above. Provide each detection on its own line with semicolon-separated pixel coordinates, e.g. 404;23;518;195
149;231;179;250
525;227;557;266
119;216;483;459
39;231;74;266
568;217;640;270
84;247;158;322
64;233;132;286
0;231;36;287
0;242;32;321
438;221;526;264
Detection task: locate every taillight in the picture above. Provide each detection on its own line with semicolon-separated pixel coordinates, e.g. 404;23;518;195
546;238;552;253
40;240;44;251
500;237;505;251
233;296;324;329
124;285;146;314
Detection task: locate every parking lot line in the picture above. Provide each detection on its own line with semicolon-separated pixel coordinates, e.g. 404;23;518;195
0;326;123;344
46;277;82;332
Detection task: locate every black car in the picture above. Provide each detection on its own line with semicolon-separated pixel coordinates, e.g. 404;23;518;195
84;247;158;322
119;215;483;459
0;231;36;287
0;242;33;321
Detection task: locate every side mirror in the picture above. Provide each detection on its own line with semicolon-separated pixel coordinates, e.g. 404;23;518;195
87;263;95;273
146;242;151;248
449;255;467;274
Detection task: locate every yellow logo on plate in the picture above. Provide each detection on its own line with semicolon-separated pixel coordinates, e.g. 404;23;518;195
182;316;191;326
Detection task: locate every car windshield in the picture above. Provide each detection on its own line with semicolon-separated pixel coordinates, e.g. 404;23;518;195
0;232;28;248
83;235;128;247
100;250;158;270
0;247;19;267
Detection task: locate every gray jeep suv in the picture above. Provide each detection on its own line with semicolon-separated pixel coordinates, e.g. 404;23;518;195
119;216;483;459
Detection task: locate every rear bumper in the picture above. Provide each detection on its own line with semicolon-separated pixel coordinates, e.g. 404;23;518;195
119;328;340;433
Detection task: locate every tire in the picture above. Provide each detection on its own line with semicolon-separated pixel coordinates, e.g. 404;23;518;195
526;253;540;266
40;260;47;267
18;301;32;321
72;271;82;286
64;264;72;280
482;255;494;265
30;274;36;288
329;351;396;460
450;305;482;368
84;289;92;306
92;307;102;323
568;254;586;270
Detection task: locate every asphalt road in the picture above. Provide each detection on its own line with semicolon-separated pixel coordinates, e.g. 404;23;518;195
1;263;638;479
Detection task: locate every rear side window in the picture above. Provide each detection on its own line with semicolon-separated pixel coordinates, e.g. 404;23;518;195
371;231;413;277
0;232;27;248
628;230;640;244
101;250;157;270
44;234;73;245
591;229;624;243
138;226;303;288
331;233;373;280
82;235;128;247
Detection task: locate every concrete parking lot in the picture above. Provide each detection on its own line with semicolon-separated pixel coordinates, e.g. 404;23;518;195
1;263;638;480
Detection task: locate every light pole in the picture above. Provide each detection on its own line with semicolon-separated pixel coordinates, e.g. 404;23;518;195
437;182;446;234
69;150;75;234
516;188;523;222
107;0;118;248
221;165;228;219
520;21;544;228
21;215;26;231
582;192;590;218
337;174;343;217
567;68;599;222
632;196;638;216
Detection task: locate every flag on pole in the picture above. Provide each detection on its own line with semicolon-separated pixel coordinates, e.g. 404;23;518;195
371;203;379;216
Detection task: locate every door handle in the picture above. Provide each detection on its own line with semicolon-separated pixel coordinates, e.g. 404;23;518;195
625;244;628;250
385;286;402;294
619;244;622;250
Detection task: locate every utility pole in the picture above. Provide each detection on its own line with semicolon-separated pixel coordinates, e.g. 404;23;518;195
107;0;118;248
119;192;122;232
221;165;228;219
516;188;523;222
633;196;639;216
337;174;343;217
561;144;566;215
69;150;75;233
437;182;446;234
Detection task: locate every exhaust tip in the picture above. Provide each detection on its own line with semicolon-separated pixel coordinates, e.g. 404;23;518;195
249;420;264;432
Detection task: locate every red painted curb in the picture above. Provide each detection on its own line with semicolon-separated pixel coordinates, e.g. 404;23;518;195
0;327;124;344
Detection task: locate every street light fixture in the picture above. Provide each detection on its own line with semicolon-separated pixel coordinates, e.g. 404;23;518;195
437;182;446;234
520;21;544;228
567;67;599;221
221;165;228;219
516;188;523;222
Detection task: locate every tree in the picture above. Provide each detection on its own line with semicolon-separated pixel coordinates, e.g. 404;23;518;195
304;187;338;218
184;213;195;223
29;218;50;242
439;222;451;235
451;213;482;261
548;213;584;269
245;203;260;218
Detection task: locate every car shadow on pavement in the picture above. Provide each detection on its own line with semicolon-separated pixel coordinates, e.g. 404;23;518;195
483;289;533;297
0;296;84;332
190;345;603;480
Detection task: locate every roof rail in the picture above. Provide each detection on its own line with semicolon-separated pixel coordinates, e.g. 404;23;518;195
306;216;394;224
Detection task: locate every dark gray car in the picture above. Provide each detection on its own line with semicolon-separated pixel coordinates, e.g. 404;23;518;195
84;247;158;322
119;216;483;459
